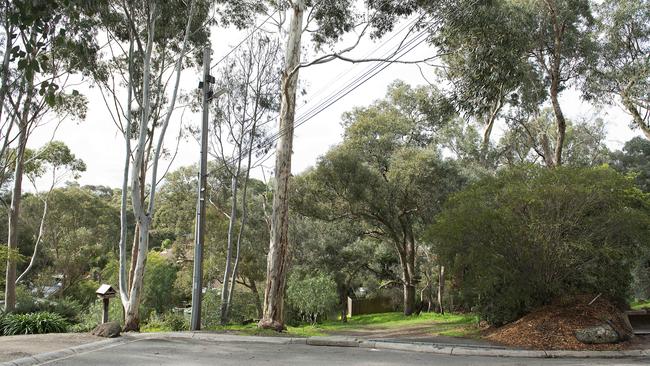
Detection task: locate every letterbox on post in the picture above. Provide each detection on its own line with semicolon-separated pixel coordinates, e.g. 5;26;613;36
96;284;117;324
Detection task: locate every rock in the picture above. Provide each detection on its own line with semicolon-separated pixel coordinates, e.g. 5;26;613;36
575;323;620;344
92;322;121;338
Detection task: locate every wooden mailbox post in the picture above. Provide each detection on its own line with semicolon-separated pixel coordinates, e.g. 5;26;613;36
96;284;117;324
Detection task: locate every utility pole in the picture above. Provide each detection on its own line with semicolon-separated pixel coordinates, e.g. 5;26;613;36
191;46;214;331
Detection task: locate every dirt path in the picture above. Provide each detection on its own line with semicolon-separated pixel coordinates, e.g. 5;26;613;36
323;322;499;347
0;333;103;362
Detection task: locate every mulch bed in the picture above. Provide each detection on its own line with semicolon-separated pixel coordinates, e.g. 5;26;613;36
484;294;642;351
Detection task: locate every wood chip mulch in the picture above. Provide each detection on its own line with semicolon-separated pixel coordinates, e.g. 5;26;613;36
484;295;643;351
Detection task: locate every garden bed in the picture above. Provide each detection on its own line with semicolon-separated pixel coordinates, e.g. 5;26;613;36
484;295;646;350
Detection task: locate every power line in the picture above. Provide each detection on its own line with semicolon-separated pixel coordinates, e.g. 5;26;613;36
210;10;279;71
212;0;480;175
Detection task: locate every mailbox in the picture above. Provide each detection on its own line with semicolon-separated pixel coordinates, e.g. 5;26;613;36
96;284;117;324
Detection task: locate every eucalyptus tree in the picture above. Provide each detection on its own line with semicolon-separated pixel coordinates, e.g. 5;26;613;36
585;0;650;139
207;35;281;325
288;216;375;321
260;0;434;330
425;0;597;167
427;0;541;165
16;142;85;284
498;109;609;168
293;82;464;315
91;0;213;331
503;0;596;167
610;137;650;193
2;0;102;311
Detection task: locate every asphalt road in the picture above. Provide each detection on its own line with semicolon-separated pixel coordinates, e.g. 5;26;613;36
41;337;650;366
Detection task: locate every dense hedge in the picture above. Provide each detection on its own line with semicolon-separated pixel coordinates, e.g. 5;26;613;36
430;166;650;325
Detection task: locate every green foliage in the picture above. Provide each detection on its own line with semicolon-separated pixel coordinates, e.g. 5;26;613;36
287;273;338;323
430;165;650;325
64;279;100;308
142;311;188;333
0;248;26;286
499;109;610;167
611;137;650;192
202;289;260;327
319;311;475;330
100;252;179;320
585;0;650;133
142;252;178;317
1;312;68;335
71;299;123;333
11;285;83;324
631;299;650;310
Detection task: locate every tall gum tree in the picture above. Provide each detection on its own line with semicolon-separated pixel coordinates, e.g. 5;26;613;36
91;0;203;331
293;82;463;315
207;35;282;325
585;0;649;140
2;0;100;311
423;0;596;167
427;0;543;166
259;0;432;331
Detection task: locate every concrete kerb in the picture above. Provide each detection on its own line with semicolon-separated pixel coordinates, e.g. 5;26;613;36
2;332;649;365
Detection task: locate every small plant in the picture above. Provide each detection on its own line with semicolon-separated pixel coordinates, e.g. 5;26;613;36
1;312;69;335
142;311;188;332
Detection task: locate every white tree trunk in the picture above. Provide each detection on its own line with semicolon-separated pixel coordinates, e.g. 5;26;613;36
437;265;445;314
225;123;256;320
220;175;238;324
15;195;48;284
123;6;157;330
118;36;134;310
121;0;195;330
259;0;305;331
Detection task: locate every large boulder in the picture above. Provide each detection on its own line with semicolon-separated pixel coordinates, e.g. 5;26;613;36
92;322;121;338
575;323;620;344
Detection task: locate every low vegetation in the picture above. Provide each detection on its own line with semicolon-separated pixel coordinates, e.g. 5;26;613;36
1;312;68;336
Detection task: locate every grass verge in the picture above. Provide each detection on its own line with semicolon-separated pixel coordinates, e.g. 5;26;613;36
631;299;650;310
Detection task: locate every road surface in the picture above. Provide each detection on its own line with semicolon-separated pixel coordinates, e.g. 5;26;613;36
41;337;650;366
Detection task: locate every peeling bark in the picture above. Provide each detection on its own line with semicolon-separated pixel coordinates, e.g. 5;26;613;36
259;0;305;331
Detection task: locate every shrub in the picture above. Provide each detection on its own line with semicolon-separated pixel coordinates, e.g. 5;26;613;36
100;252;179;322
287;273;338;324
13;287;83;324
71;299;123;333
141;311;187;332
142;252;178;318
1;312;68;335
65;279;100;307
430;166;650;325
201;288;260;327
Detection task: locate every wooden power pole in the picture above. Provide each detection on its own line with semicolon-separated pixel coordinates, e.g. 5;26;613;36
191;46;214;331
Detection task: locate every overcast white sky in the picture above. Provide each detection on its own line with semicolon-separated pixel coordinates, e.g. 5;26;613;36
27;12;642;191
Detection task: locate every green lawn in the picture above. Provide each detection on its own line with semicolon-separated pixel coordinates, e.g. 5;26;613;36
199;312;478;338
631;299;650;310
318;312;476;330
142;312;479;338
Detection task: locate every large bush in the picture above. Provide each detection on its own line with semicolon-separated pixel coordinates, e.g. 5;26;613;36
1;312;68;335
13;286;83;323
287;273;338;324
430;165;650;325
142;252;178;317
